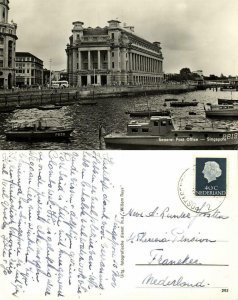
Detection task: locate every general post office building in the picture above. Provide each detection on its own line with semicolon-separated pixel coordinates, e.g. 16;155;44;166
66;20;163;87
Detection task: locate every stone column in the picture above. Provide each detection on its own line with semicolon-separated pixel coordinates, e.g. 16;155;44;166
87;74;91;85
78;50;81;70
98;50;101;70
129;52;132;71
107;50;111;70
97;74;101;85
77;75;81;86
88;51;91;70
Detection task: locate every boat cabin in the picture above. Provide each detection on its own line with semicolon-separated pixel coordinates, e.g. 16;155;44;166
10;118;63;131
210;104;237;111
127;116;174;136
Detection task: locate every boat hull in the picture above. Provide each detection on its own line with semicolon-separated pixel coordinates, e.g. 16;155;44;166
170;102;198;107
78;101;97;105
126;110;170;117
220;88;237;91
206;110;238;117
104;131;238;149
38;105;62;110
5;129;74;141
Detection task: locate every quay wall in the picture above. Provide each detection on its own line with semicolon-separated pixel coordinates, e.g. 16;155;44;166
0;84;197;111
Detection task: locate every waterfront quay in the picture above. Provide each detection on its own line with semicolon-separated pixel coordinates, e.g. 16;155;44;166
1;89;238;150
0;84;196;111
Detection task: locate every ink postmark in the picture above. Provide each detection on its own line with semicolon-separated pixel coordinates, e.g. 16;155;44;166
178;158;227;214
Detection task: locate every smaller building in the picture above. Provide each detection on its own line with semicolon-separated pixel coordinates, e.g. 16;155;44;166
51;69;68;81
15;52;43;87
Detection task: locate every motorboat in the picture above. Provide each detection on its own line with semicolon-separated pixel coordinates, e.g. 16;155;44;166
125;109;170;117
220;86;237;91
104;116;238;149
205;104;238;118
78;100;97;105
218;98;238;105
38;104;63;110
5;118;74;141
170;99;198;107
164;98;179;102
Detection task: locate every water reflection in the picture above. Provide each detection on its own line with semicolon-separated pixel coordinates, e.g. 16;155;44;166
0;89;238;150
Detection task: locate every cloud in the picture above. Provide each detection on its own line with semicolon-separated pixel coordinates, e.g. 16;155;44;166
9;0;238;75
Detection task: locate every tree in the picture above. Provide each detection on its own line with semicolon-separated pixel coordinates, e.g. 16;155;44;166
180;68;192;80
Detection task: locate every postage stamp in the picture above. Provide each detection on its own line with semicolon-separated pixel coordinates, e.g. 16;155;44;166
178;157;227;214
195;158;226;197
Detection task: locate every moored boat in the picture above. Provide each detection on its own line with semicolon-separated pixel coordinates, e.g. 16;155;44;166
164;98;179;102
125;109;170;117
218;98;238;105
220;86;237;91
0;106;15;113
5;118;74;141
104;116;238;149
78;100;97;105
38;104;63;110
205;104;238;117
170;99;198;107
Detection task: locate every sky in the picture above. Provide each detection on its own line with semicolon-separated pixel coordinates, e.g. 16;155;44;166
9;0;238;76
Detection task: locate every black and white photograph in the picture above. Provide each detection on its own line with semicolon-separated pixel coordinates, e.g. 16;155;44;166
0;0;238;149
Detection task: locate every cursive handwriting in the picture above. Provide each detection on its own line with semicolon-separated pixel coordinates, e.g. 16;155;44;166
142;273;206;288
0;151;122;298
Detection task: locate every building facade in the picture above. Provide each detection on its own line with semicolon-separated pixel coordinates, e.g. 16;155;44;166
66;20;163;86
15;52;43;87
0;0;17;89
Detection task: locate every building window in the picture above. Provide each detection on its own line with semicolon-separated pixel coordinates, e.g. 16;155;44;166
112;52;114;57
132;128;138;133
142;128;149;132
0;60;3;67
111;33;114;39
112;62;114;68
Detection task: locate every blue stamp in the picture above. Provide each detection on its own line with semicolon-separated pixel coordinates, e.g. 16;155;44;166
195;158;226;196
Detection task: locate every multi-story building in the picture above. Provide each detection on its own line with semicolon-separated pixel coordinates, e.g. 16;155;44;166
66;20;163;86
15;52;43;87
0;0;17;89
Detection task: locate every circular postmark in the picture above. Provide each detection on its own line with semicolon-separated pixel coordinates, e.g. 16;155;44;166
178;166;226;214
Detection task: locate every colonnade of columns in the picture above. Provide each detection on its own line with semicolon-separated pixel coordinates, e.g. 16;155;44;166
76;50;110;70
129;52;162;73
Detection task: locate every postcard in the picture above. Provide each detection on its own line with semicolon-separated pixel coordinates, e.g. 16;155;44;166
0;150;237;300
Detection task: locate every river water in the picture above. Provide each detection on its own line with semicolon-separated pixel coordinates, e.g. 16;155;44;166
0;89;238;150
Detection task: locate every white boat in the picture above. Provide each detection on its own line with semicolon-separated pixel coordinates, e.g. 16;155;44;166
205;104;238;117
104;116;238;149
